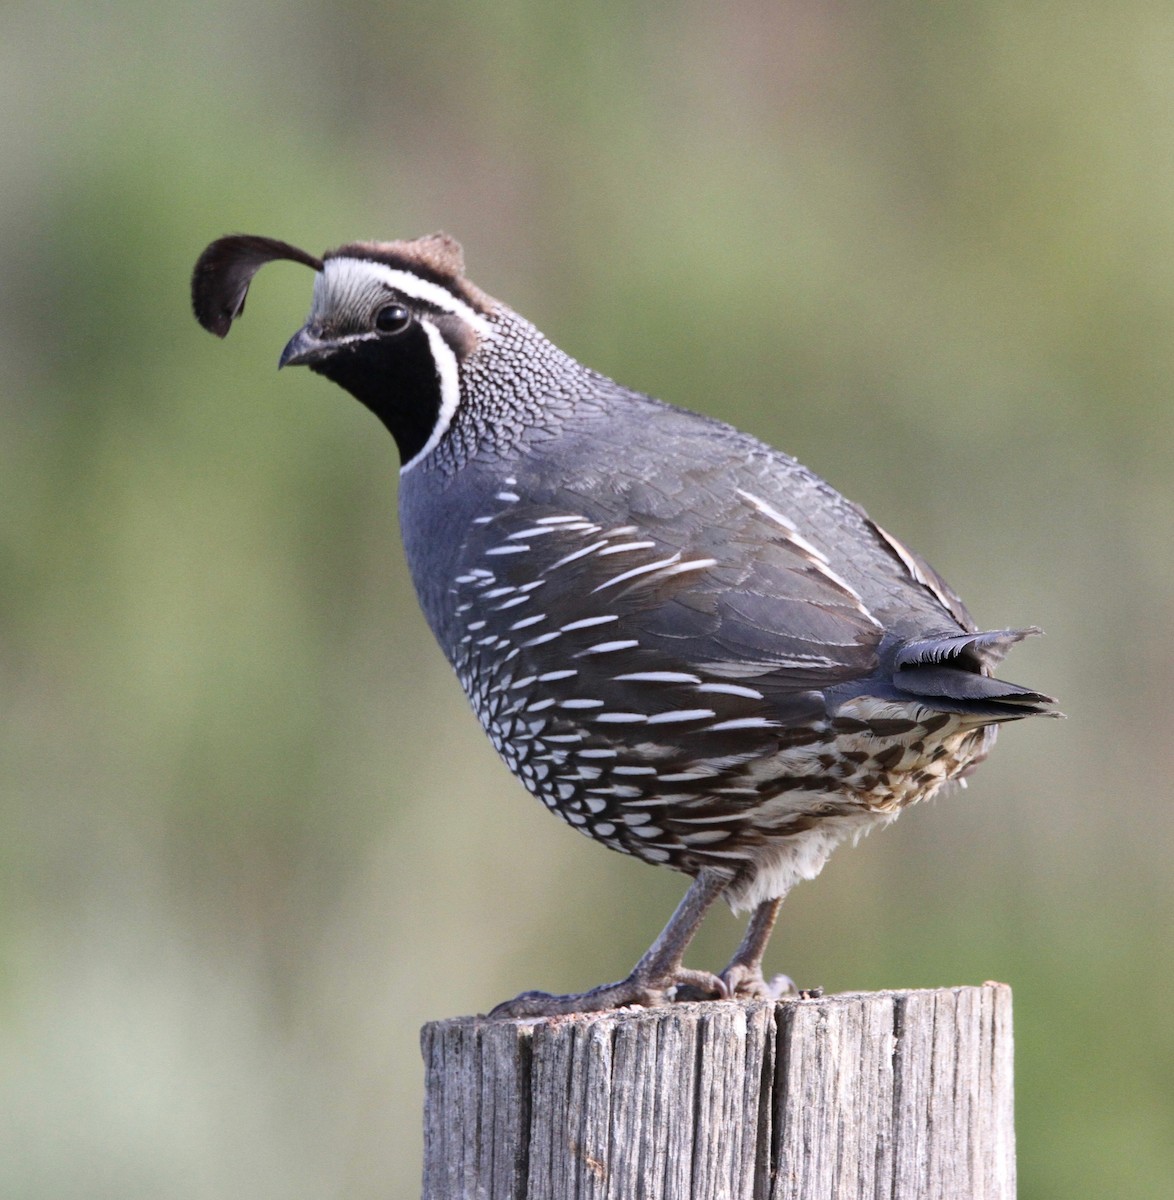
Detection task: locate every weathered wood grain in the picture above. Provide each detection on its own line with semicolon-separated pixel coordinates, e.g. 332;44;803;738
421;983;1014;1200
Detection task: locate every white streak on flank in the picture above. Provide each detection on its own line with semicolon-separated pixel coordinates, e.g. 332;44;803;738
591;553;682;592
735;489;825;558
576;747;617;759
509;675;537;690
469;568;494;579
873;522;958;614
496;491;520;503
504;476;517;485
472;515;494;525
578;640;640;655
485;544;530;556
520;631;561;647
603;526;639;537
615;671;701;685
560;614;618;632
322;258;494;336
593;712;648;724
494;594;530;610
519;581;545;592
598;541;658;556
695;682;764;699
641;847;673;862
623;812;653;826
509;613;546;631
538;669;578;682
645;709;717;725
704;716;779;732
611;765;658;776
401;320;459;473
593;785;643;799
736;489;875;616
561;765;602;780
546;540;609;572
525;698;557;712
559;699;605;710
593;820;615;833
658;557;718;579
535;514;588;525
508;527;557;539
680;830;731;845
466;620;487;631
454;573;479;584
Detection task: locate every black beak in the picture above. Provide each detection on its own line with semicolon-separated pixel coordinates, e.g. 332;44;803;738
278;326;332;369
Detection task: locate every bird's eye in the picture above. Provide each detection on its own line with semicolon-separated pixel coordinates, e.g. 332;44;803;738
374;304;411;333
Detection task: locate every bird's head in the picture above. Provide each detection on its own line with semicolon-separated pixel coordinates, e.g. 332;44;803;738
191;233;497;469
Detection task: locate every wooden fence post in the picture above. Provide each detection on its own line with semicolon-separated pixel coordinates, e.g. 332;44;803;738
421;983;1015;1200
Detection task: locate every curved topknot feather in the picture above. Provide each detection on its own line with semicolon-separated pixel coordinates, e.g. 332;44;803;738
191;235;323;337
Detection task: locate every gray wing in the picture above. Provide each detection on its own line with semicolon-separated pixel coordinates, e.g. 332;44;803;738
448;478;887;734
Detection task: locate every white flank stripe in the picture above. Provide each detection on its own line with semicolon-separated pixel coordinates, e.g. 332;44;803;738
538;669;578;682
520;631;561;647
658;558;718;578
597;541;657;556
704;717;779;732
593;712;648;724
695;682;764;699
536;515;588;525
560;615;618;631
401;320;460;473
614;671;701;684
576;748;617;759
559;699;605;709
509;613;546;630
485;544;530;556
591;554;682;592
645;709;716;725
496;491;520;502
579;640;640;655
509;527;556;539
546;540;609;572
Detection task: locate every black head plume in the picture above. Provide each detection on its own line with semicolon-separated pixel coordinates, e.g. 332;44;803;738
191;235;323;337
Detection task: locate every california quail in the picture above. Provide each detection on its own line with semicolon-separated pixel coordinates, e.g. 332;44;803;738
191;233;1055;1017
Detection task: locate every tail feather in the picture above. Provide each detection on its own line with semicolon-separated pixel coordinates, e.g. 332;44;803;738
892;627;1058;720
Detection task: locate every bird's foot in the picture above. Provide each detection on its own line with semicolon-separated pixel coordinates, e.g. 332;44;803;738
718;962;799;1001
488;966;728;1019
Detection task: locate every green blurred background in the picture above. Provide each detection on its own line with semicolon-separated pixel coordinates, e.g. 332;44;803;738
2;2;1171;1196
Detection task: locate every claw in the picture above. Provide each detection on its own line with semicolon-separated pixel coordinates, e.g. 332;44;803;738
487;966;727;1019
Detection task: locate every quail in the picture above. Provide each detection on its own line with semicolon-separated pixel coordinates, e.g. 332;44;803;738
191;232;1055;1018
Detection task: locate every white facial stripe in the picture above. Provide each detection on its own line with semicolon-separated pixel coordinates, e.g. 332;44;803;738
401;320;459;473
320;257;494;338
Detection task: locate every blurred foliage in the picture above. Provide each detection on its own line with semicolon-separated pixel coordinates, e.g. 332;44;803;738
1;1;1172;1196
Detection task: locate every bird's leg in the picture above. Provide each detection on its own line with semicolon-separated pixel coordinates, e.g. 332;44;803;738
718;895;798;1000
489;869;730;1019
